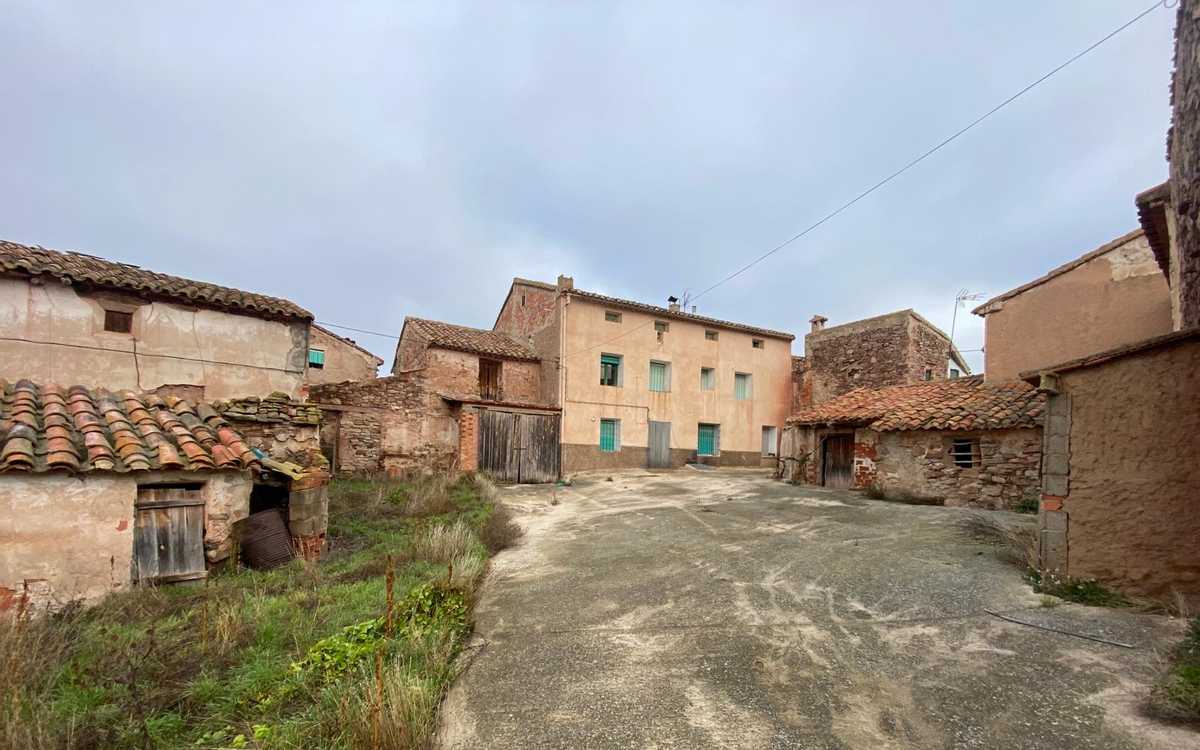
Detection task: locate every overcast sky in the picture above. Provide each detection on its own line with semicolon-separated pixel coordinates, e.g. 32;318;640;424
1;2;1178;373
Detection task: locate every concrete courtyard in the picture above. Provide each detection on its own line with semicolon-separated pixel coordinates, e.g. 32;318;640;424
438;470;1196;749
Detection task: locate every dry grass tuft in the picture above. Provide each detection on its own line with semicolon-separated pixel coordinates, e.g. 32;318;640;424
958;511;1037;571
404;475;457;517
480;502;523;555
0;612;76;750
409;520;476;564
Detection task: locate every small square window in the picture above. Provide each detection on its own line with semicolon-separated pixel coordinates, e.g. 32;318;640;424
654;320;670;333
923;368;933;381
700;367;716;391
752;339;764;349
308;348;326;368
605;311;622;323
949;368;960;379
103;309;133;334
950;438;981;468
705;330;719;341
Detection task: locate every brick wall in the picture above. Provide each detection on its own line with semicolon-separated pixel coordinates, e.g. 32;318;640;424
1171;2;1200;328
392;322;430;374
458;410;478;471
425;348;542;404
494;280;561;406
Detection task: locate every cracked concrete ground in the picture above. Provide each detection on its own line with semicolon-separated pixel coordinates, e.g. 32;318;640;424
437;470;1197;749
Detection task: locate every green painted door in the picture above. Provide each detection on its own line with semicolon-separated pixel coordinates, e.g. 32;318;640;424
698;424;717;456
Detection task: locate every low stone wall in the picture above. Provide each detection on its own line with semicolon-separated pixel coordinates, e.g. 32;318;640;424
213;393;324;468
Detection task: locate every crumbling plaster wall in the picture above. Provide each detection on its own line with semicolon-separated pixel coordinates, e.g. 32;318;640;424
0;277;308;400
0;469;249;611
1051;338;1200;604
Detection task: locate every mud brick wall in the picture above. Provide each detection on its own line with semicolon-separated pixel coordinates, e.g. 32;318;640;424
213;394;324;468
1172;2;1200;328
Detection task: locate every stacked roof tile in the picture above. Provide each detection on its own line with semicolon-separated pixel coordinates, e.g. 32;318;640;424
788;375;1044;432
0;240;312;321
404;317;538;361
0;380;259;474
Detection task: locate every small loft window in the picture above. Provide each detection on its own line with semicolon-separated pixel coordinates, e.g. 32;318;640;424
923;368;933;381
950;438;981;468
654;321;670;333
605;311;622;323
104;309;133;334
949;368;961;379
752;339;764;349
521;292;526;306
308;348;326;369
705;330;719;341
479;358;502;401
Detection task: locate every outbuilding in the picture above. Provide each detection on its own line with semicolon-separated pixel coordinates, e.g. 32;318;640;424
0;379;261;612
780;375;1044;509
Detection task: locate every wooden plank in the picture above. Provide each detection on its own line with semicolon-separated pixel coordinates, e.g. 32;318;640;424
133;487;207;584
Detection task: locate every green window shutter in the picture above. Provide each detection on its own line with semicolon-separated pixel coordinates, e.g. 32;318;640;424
600;354;621;386
735;373;751;400
698;424;716;456
600;419;619;452
649;362;668;392
308;349;326;367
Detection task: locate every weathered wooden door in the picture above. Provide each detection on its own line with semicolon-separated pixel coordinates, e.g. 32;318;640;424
133;486;207;584
478;410;560;483
821;435;854;489
648;421;671;468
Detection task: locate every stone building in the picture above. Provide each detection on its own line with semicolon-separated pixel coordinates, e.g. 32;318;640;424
0;380;261;611
799;309;970;407
780;376;1044;509
971;229;1172;382
305;324;384;385
0;240;315;400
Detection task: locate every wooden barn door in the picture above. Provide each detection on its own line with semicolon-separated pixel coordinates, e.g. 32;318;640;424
821;435;854;489
133;486;207;584
478;410;560;484
648;421;671;468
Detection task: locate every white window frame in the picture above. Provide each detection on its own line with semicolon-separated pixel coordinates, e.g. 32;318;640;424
734;372;753;400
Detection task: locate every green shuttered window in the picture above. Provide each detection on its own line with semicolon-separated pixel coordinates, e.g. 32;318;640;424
600;354;621;386
735;372;751;400
308;348;326;368
649;361;669;392
698;423;719;456
600;419;620;452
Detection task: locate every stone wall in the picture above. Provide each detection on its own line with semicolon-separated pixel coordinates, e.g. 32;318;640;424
424;348;542;404
493;280;561;405
804;310;953;405
780;424;1041;510
392;322;430;373
1172;1;1200;329
1040;334;1200;605
213;394;325;468
309;372;459;476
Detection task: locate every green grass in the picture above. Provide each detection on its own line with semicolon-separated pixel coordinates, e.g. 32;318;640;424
1029;572;1132;608
1150;617;1200;723
1;473;509;750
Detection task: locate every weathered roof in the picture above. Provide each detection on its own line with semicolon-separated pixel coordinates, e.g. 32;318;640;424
0;379;259;474
0;240;312;321
311;324;385;366
568;288;794;340
404;317;537;361
1135;182;1172;278
787;375;1044;432
972;229;1146;316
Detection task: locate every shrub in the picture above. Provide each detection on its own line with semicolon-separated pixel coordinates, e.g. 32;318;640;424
1149;618;1200;722
1013;496;1039;514
1032;573;1131;608
480;502;523;555
404;475;456;517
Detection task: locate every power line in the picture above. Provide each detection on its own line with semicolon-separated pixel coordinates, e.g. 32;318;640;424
689;0;1167;303
318;321;400;340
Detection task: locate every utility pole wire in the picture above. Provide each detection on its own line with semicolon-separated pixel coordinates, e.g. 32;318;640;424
689;1;1167;303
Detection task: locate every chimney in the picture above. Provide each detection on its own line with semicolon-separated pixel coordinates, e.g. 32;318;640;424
810;315;828;333
557;275;574;292
667;295;680;313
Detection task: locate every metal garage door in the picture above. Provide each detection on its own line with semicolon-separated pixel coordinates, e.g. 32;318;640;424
478;410;560;484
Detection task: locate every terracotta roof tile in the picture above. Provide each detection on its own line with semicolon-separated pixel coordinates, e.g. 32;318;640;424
404;317;537;361
0;240;311;321
0;379;261;474
788;375;1044;432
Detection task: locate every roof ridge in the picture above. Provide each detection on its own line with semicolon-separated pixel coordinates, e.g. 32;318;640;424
568;287;794;340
